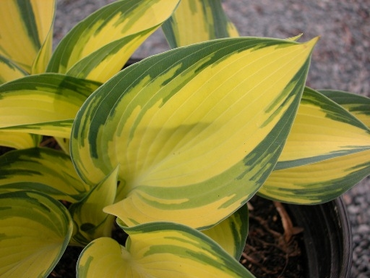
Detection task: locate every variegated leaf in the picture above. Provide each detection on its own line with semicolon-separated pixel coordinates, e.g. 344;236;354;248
55;137;70;154
320;89;370;128
0;0;55;73
0;73;101;137
260;150;370;204
259;88;370;204
0;191;72;278
163;0;239;48
72;37;317;228
47;0;180;83
31;16;54;74
1;120;74;139
287;34;303;42
77;222;255;278
69;168;118;246
202;204;248;260
0;55;27;84
0;148;89;202
0;131;41;149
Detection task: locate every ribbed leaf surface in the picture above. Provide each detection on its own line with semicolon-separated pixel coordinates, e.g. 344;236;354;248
0;73;101;137
77;222;255;278
72;37;317;228
259;88;370;204
0;191;72;278
47;0;180;83
0;148;89;202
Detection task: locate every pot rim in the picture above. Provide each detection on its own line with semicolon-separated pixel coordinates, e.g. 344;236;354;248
285;197;352;278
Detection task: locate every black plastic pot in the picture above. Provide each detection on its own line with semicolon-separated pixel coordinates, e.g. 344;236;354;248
286;197;352;278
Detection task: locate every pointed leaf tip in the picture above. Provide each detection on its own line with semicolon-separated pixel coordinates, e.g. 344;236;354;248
305;36;319;50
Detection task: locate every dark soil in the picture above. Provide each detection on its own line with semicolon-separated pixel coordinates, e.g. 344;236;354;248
48;246;82;278
48;195;305;278
241;196;305;278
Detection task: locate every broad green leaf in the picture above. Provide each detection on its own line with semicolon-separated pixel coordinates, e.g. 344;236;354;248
0;131;41;149
163;0;239;48
202;204;248;260
69;168;118;246
0;73;101;137
0;190;73;278
0;55;27;84
47;0;180;83
77;222;255;278
0;148;89;202
320;89;370;128
73;37;317;228
258;88;370;204
0;0;55;73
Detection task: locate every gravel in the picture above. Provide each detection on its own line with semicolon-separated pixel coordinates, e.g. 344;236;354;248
54;0;370;276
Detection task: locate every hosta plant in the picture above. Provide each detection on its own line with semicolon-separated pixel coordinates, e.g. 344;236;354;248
0;0;369;277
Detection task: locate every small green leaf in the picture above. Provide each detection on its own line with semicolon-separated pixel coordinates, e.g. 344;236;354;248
77;222;255;278
0;190;72;278
69;168;118;246
202;204;248;260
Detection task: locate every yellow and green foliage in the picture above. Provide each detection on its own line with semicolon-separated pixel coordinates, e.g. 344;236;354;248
0;0;369;277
